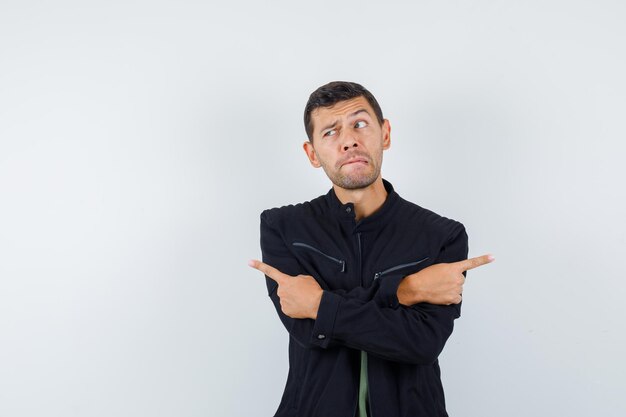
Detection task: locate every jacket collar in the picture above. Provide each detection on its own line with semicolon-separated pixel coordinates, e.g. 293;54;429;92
325;178;399;230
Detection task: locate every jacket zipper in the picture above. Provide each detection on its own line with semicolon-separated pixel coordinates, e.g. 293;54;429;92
365;255;430;416
373;257;430;280
292;242;346;272
356;232;371;417
357;233;362;286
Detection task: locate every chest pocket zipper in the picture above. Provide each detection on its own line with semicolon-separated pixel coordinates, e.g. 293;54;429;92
373;257;429;280
292;242;346;273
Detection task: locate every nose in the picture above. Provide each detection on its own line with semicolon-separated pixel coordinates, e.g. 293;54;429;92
343;142;358;151
341;133;358;151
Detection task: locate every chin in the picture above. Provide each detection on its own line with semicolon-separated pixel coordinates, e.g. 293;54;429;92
334;174;379;190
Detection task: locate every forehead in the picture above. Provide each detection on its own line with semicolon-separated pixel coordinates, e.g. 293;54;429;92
310;96;374;125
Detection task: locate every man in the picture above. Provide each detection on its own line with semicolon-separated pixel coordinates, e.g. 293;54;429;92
249;81;493;417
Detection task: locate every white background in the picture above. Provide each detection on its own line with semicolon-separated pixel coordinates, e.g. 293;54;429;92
1;1;625;416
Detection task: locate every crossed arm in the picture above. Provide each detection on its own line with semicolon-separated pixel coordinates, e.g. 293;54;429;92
250;217;494;364
249;255;493;320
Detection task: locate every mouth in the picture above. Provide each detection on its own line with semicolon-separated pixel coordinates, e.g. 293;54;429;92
342;158;368;167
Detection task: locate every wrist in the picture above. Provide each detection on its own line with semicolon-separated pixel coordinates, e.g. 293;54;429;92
398;275;427;305
397;276;420;305
310;289;323;319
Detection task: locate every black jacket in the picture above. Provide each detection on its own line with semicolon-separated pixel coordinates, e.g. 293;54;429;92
260;179;468;417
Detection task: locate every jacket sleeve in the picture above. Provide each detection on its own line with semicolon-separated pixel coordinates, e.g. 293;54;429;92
311;223;469;365
260;212;398;350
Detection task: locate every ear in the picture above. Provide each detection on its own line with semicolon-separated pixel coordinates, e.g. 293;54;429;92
303;141;322;168
382;119;391;150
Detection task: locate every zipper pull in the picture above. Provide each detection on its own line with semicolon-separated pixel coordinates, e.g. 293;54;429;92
373;272;381;280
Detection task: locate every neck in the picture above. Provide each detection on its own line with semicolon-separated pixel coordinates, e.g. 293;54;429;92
333;177;388;221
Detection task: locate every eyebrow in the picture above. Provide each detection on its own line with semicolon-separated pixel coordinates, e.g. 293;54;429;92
318;109;372;134
348;109;370;119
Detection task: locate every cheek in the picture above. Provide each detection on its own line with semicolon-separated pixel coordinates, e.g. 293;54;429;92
311;151;328;168
316;146;336;163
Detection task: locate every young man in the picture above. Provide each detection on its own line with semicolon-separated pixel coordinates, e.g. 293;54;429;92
249;81;493;417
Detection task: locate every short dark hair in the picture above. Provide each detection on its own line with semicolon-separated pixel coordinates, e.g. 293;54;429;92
304;81;384;141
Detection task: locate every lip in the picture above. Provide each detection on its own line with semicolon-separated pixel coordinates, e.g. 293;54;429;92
342;158;368;166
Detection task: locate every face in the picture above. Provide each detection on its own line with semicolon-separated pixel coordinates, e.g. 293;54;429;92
303;96;391;190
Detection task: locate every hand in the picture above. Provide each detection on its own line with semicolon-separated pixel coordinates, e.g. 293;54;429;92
249;259;323;319
397;254;494;306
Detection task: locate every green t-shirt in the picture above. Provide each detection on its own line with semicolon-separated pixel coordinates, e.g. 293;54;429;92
358;351;369;417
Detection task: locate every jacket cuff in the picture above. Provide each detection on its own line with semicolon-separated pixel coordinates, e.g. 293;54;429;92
375;274;405;309
310;290;341;348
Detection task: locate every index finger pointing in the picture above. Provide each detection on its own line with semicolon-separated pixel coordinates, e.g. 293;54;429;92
248;259;288;285
452;254;495;272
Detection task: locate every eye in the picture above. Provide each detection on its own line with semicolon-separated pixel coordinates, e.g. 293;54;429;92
323;129;337;137
354;120;368;128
